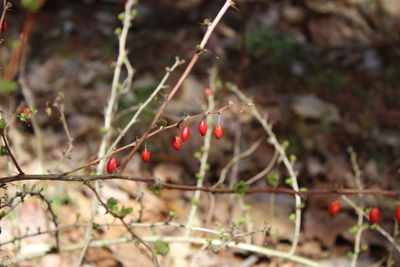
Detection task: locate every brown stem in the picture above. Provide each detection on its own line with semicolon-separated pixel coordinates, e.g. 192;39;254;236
1;134;24;175
84;183;159;267
62;103;234;175
2;174;400;197
118;0;234;172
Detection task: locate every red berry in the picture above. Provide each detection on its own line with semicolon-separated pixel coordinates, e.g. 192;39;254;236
369;207;380;225
173;136;181;150
106;157;119;174
141;148;150;162
214;125;223;139
23;107;30;115
329;200;340;217
204;88;213;95
395;206;400;224
181;126;190;142
198;119;207;136
1;21;7;32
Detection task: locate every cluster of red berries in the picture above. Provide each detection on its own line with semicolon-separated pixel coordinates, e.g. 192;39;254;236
106;87;224;171
1;21;7;33
329;200;400;225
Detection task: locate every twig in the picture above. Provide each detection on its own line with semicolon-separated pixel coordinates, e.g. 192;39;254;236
229;84;302;254
1;220;267;247
2;236;320;267
108;57;185;151
3;174;400;196
0;187;60;251
119;0;234;172
185;84;215;236
348;148;364;267
0;134;24;175
213;138;262;188
62;103;234;176
343;195;400;253
84;183;159;266
50;97;74;173
19;47;45;172
246;151;278;185
77;1;137;265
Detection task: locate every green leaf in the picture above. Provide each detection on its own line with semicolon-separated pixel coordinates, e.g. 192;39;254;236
284;177;293;185
282;140;290;149
0;118;5;129
233;180;250;198
20;113;28;121
193;152;201;159
106;197;118;212
150;186;161;196
118;12;125;21
360;244;368;251
195;172;203;179
153;240;169;256
288;213;296;221
348;225;358;233
21;0;41;12
191;198;199;205
0;79;17;96
114;27;122;36
169;210;178;218
156;118;168;127
204;163;210;171
347;251;354;259
235;217;245;225
242;204;251;212
119;207;133;218
289;154;297;163
0;146;7;156
267;172;279;187
205;237;213;243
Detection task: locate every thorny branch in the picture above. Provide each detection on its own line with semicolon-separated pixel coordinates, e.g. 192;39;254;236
1;174;400;197
118;0;235;172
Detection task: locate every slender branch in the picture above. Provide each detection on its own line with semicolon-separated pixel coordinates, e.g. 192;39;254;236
108;57;185;151
2;236;320;267
84;183;159;266
2;174;400;196
185;79;215;235
213;138;262;188
62;103;234;176
229;85;302;254
119;0;234;172
246;150;278;185
77;1;137;265
348;148;364;267
343;195;400;253
1;134;24;175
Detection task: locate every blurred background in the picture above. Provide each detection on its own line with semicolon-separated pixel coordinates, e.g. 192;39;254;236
1;0;400;266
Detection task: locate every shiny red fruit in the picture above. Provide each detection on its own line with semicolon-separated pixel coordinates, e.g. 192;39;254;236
1;21;7;32
395;206;400;224
198;119;207;136
23;107;30;115
204;88;213;95
141;148;150;162
173;136;181;150
214;125;223;139
107;157;119;174
329;200;340;217
369;207;380;224
181;126;190;142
